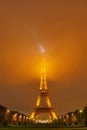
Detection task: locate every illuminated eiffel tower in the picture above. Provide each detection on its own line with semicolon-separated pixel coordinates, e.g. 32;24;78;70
30;61;58;123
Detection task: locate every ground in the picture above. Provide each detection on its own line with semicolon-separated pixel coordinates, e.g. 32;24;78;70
0;128;87;130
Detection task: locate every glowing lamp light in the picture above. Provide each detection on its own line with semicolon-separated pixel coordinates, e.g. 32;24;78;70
19;115;22;118
26;116;29;120
59;116;62;119
15;113;17;116
79;109;83;113
7;109;10;113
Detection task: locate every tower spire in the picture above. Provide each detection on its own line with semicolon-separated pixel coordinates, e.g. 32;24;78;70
40;61;47;91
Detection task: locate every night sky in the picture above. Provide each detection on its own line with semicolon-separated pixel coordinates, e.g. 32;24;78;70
0;0;87;115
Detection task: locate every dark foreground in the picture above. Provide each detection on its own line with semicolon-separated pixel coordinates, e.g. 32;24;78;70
0;128;87;130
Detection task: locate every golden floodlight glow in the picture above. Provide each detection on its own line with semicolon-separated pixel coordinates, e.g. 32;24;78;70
40;59;48;90
36;95;41;107
30;50;58;122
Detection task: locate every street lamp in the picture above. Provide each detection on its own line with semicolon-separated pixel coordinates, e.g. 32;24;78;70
7;110;10;113
5;109;10;121
59;116;61;119
23;116;26;123
26;116;29;123
12;113;18;122
79;109;83;124
79;109;83;113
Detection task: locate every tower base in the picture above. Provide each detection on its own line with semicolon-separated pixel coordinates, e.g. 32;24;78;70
30;107;58;123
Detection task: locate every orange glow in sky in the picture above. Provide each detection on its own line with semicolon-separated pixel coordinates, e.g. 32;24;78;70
0;0;87;115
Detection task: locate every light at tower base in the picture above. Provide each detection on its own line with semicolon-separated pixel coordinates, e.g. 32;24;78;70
29;57;58;123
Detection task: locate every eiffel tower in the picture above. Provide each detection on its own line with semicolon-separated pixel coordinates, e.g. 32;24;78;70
30;62;58;123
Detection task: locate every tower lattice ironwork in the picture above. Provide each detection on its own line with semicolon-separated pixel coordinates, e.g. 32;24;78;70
30;62;58;123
